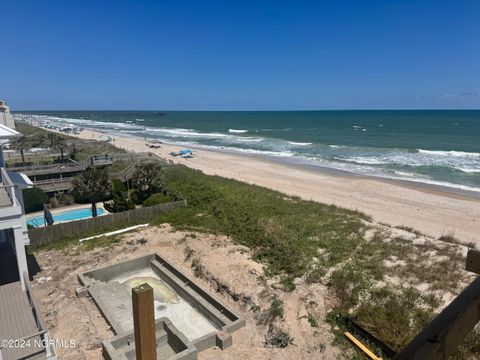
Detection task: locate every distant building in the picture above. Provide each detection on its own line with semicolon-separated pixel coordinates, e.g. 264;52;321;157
0;100;15;129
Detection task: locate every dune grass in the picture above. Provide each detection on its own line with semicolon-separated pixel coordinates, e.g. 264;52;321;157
153;165;369;278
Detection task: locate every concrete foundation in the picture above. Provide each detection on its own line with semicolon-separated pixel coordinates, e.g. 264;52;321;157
78;253;245;359
102;318;197;360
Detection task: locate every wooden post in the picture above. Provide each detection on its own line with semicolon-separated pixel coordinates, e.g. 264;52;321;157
132;283;157;360
465;249;480;274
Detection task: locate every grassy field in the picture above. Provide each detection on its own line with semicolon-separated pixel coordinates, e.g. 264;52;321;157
31;162;479;359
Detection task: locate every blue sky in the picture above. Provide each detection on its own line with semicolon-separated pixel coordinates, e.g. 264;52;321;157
1;0;479;110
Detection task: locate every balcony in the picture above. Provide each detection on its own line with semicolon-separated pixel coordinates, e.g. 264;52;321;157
0;246;55;360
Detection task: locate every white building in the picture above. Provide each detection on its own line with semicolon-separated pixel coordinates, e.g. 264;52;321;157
0;111;56;359
0;100;16;129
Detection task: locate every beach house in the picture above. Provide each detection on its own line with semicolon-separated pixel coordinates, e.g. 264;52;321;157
0;101;15;129
0;110;56;359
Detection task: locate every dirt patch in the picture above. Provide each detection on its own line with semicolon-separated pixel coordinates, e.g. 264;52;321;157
31;224;337;359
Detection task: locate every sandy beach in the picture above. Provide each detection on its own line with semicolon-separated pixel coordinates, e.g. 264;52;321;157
66;128;480;244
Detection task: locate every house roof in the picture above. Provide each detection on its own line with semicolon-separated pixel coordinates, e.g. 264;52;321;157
0;123;21;140
7;171;33;188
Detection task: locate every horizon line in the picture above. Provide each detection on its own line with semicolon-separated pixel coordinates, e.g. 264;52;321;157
12;108;480;112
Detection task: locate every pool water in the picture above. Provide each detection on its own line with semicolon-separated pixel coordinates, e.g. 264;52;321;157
27;207;105;227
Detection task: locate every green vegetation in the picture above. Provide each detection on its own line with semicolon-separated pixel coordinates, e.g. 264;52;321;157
10;136;31;165
279;275;296;292
325;230;472;358
131;162;164;203
49;193;74;208
154;166;368;279
266;329;293;348
15;122;72;139
266;298;284;323
70;141;126;161
104;179;135;213
71;167;113;216
23;188;49;213
46;133;68;162
143;192;173;207
10;122;126;166
307;313;318;328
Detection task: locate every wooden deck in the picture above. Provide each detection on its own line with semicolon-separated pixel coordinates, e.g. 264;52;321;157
0;282;45;360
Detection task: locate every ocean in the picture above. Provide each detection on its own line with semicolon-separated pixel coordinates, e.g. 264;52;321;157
15;110;480;193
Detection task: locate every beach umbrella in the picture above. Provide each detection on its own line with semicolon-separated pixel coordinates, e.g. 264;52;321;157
98;135;112;142
98;134;112;154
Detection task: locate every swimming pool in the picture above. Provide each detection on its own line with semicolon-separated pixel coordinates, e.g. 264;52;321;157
27;207;105;227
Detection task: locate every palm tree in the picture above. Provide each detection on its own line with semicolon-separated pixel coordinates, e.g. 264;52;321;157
133;162;164;193
71;167;113;217
11;136;31;165
55;137;68;163
47;133;68;163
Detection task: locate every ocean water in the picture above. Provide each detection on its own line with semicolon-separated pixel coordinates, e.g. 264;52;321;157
15;110;480;192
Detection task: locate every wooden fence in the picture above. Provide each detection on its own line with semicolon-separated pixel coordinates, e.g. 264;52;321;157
28;200;186;247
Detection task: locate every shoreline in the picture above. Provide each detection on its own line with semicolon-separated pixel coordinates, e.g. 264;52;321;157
196;145;480;201
32;124;480;243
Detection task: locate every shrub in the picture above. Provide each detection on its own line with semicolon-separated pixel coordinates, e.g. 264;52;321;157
130;189;148;205
112;179;127;193
258;298;284;325
23;188;49;213
104;192;135;213
279;275;296;292
143;193;172;207
307;313;318;327
59;193;74;206
328;262;374;309
266;329;293;348
49;196;59;208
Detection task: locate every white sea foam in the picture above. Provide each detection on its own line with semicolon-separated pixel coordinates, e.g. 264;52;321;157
235;137;264;142
394;170;427;178
340;156;387;165
228;129;248;133
417;149;480;158
456;167;480;173
149;127;230;138
287;141;312;146
202;145;294;158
